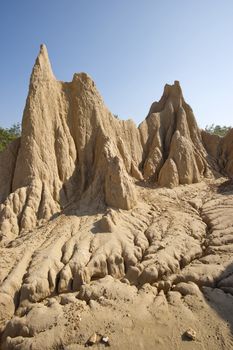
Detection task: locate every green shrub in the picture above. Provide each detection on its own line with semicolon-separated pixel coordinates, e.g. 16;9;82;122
205;124;231;137
0;123;21;152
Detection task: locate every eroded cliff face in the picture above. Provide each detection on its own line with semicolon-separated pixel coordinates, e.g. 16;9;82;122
1;45;233;244
1;45;233;350
202;128;233;177
1;44;233;244
0;45;142;242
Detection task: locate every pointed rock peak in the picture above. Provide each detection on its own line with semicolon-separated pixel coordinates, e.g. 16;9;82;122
40;43;47;53
163;80;183;99
72;72;95;88
30;44;55;85
72;72;103;101
147;80;184;116
73;72;93;82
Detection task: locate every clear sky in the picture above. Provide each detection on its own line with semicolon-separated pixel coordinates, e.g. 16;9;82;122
1;0;233;129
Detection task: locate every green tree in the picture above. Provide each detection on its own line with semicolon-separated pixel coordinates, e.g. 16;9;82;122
0;123;21;152
205;123;231;137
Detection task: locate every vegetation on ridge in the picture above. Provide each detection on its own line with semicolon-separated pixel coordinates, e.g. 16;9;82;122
0;123;21;152
205;124;231;137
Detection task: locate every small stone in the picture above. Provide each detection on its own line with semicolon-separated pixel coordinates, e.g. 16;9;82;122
89;299;98;309
86;332;97;346
47;298;57;306
184;328;196;340
121;278;130;284
101;335;110;346
60;294;77;305
158;243;166;250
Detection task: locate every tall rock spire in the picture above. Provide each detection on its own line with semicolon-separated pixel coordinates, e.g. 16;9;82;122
30;44;55;85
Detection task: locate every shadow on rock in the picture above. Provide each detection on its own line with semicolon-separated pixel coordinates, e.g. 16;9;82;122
202;261;233;337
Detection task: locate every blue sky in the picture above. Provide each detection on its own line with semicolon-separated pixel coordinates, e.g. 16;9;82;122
1;0;233;129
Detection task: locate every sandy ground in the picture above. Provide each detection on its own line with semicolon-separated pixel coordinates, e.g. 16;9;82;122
1;178;233;349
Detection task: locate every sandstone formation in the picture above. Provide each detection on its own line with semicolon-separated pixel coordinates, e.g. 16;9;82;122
0;45;142;242
202;128;233;177
1;45;232;244
139;81;212;185
1;45;233;350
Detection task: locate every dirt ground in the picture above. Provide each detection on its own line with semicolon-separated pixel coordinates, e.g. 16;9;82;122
1;178;233;349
